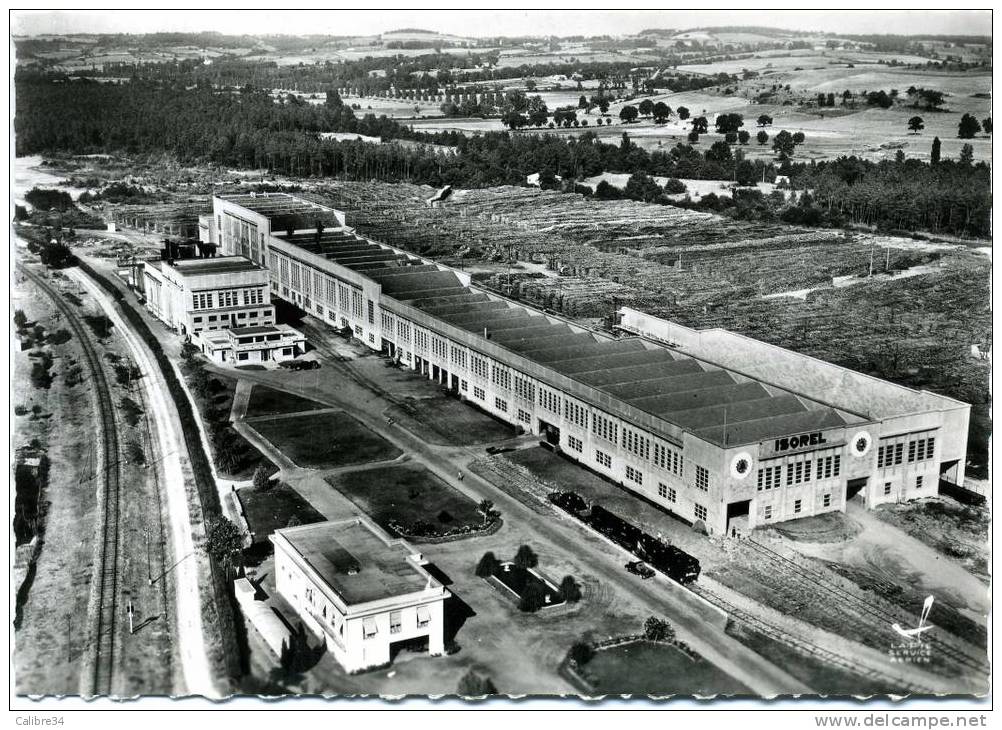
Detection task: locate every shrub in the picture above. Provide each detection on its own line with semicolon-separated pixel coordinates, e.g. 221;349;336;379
13;309;28;331
513;544;538;569
569;641;594;666
252;466;272;491
475;551;499;578
644;616;675;642
14;404;29;416
663;177;687;195
518;581;547;613
457;669;497;697
559;575;582;603
125;439;145;466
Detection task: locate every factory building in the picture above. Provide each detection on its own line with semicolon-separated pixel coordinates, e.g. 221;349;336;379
214;192;971;536
271;519;449;673
198;323;306;364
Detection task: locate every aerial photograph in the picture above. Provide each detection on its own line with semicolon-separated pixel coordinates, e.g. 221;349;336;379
8;7;992;715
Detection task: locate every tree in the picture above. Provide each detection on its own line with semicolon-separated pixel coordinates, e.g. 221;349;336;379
724;131;738;145
559;575;582;602
735;159;758;186
908;116;925;134
624;172;663;203
526;96;549;127
982;117;992;135
737;130;750;145
705;140;732;163
204;515;244;571
569;641;594;666
475;551;499;578
644;616;674;642
578;95;588;109
477;499;495;525
180;341;200;362
757;114;773;127
687;130;700;144
959;143;974;165
958;113;981;139
513;544;538;569
518;581;547;613
638;99;654;117
792;131;805;145
13;309;27;330
930;136;941;164
714;112;743;134
619;105;639;124
756;130;769;146
691;116;709;134
663;177;687;194
773;130;796;157
676;106;690;120
652;101;671;124
457;670;497;697
252;466;272;491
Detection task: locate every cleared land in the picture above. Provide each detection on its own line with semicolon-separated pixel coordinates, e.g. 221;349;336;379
325;463;483;538
578;640;749;696
244;384;330;418
250;410;401;469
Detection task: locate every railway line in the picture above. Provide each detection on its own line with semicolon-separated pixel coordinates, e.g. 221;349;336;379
22;265;122;697
742;537;990;678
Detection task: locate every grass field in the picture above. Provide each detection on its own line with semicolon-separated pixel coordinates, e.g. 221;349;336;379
237;482;326;541
326;463;484;538
244;384;330;418
250;410;401;469
386;394;518;446
580;640;749;696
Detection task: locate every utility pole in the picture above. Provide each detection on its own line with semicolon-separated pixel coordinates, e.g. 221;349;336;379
869;240;874;278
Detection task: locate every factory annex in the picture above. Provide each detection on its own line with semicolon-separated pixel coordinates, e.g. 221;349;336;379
207;192;971;537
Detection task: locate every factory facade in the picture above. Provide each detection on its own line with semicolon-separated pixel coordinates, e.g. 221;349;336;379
271;519;449;673
214;192;971;537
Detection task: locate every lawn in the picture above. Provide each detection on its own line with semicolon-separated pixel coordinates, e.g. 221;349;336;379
237;482;326;542
326;463;485;539
250;410;400;469
245;384;331;418
387;394;518;446
580;640;749;697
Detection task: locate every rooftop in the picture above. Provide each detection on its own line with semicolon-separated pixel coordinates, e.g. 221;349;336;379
218;193;343;230
247;197;870;448
170;256;264;276
276;519;438;605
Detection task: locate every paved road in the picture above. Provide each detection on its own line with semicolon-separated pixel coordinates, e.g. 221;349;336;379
212;335;812;696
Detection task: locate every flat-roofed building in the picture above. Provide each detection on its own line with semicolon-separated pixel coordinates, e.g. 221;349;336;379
271;518;449;672
142;255;275;339
215;193;972;537
199;323;306;364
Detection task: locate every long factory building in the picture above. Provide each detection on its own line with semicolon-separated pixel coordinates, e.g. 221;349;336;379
208;192;971;537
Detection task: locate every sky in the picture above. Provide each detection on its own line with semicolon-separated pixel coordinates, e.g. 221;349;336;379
10;8;994;39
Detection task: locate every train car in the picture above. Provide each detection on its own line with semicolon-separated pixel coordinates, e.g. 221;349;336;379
547;491;588;515
637;536;701;584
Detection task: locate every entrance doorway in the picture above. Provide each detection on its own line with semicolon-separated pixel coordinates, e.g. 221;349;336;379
726;500;751;538
538;419;560;446
846;477;867;502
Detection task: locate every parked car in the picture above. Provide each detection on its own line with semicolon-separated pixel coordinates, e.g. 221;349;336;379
279;360;320;371
625;561;655;580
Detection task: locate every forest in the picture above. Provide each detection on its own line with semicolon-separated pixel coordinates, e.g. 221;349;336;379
15;73;991;239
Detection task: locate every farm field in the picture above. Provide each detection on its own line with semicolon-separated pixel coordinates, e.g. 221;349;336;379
249;410;401;469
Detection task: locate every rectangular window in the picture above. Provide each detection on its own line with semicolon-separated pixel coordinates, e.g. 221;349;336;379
517;409;532;425
494;397;508;413
473;386;485;401
822;493;831;508
625;465;643;485
884;481;892;495
539;388;560;414
622;427;651;460
658;483;676;503
916;475;924;490
564;399;588;429
893;443;903;465
389;611;402;635
653;442;683;476
763;505;773;520
595;450;612;469
591;413;618;444
908;441;917;463
567;435;583;452
757;464;782;491
926;437;935;460
363;618;377;639
367;299;375;325
460;379;468;392
695;465;709;492
794;499;802;514
514;375;535;402
695;503;708;522
450;346;466;369
471;356;488;379
416;606;430;628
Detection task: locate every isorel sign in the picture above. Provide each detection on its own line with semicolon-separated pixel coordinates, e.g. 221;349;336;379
773;432;827;453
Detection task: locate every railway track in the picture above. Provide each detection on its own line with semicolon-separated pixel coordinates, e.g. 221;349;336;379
690;583;934;695
742;537;990;678
23;266;122;696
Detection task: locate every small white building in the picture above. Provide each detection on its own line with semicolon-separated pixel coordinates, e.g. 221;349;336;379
272;519;449;673
142;256;275;339
199;323;306;364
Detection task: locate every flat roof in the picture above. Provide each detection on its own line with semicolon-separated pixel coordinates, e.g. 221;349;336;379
170;256;264;276
277;520;436;605
229;324;282;336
